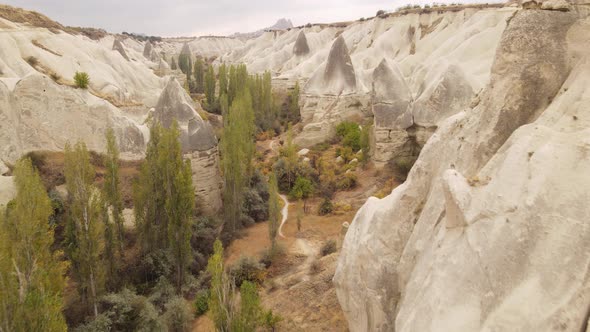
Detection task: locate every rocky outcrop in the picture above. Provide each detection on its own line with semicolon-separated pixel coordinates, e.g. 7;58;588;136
112;38;129;61
293;30;310;56
153;77;222;214
0;74;145;163
306;35;356;95
335;7;589;331
371;59;413;165
143;41;154;58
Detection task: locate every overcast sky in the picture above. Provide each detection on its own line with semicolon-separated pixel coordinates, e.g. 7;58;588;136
4;0;491;37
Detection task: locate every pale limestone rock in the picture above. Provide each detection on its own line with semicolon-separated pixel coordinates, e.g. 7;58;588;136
335;9;587;331
297;148;310;156
0;176;15;206
0;74;145;164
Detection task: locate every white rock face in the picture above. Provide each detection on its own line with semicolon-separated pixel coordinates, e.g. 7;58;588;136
0;74;145;163
335;7;590;332
220;8;514;148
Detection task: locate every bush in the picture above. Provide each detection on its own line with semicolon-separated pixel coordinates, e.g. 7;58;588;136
262;309;283;330
309;259;322;275
335;121;361;151
336;146;355;163
394;156;417;180
194;289;209;316
376;9;386;16
23;151;47;170
230;256;266;287
26;56;38;67
320;239;337;256
259;244;285;268
74;71;90;89
318;198;333;216
162;297;193;332
337;173;357;190
289;176;314;200
241;170;270;225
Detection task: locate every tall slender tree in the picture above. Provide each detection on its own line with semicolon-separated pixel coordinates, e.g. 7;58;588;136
268;173;280;253
133;122;195;292
64;141;105;318
222;89;255;235
218;63;228;99
194;57;205;94
205;64;216;109
0;158;68;332
103;128;124;253
207;240;235;332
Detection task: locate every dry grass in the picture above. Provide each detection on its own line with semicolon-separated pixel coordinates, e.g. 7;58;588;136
32;39;62;56
0;4;65;32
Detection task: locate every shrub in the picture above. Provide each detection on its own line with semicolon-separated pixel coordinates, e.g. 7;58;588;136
194;289;209;316
309;259;322;275
311;142;331;152
394;156;417;180
162;297;193;332
262;309;283;330
26;56;38;67
74;71;90;89
289;176;314;200
259;244;285;268
376;9;386;16
50;72;61;82
318;198;333;216
230;256;266;287
335;121;361;151
336;146;355;163
337;173;357;190
23;151;46;170
320;239;337;256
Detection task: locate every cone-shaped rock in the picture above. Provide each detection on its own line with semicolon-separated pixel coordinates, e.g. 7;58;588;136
306;35;356;95
372;58;413;130
143;41;153;59
293;30;310;56
112;39;129;61
153;77;216;152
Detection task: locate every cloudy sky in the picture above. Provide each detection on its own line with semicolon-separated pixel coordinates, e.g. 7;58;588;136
2;0;477;37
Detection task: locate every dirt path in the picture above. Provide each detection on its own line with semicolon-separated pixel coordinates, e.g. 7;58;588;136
278;194;289;238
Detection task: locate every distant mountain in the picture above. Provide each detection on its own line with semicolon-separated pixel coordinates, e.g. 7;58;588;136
230;18;293;39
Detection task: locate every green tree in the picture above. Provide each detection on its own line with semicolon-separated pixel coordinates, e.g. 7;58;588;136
232;281;262;332
360;123;372;165
218;63;228;99
280;124;299;190
207;240;235;332
289;176;314;201
0;158;68;332
205;64;216;109
64;141;105;317
133;122;195;292
178;52;192;76
283;81;301;125
267;173;280;253
103;128;124;254
194;57;205;94
222;89;255;236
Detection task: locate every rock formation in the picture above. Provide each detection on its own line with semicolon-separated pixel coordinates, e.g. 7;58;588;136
293;30;310;56
0;74;145;163
306;35;356;95
335;5;590;331
153;77;222;214
371;59;413;165
112;38;129;61
143;40;154;59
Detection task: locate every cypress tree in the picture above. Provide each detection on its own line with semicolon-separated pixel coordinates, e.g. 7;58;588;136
218;63;228;99
64;141;105;318
205;64;216;109
0;158;68;332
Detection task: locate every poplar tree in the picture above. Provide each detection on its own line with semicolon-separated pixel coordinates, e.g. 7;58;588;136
268;173;280;253
64;141;105;318
207;240;234;332
218;63;228;99
205;64;216;108
133;122;195;292
194;57;205;94
104;128;124;253
0;158;67;332
222;89;255;235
